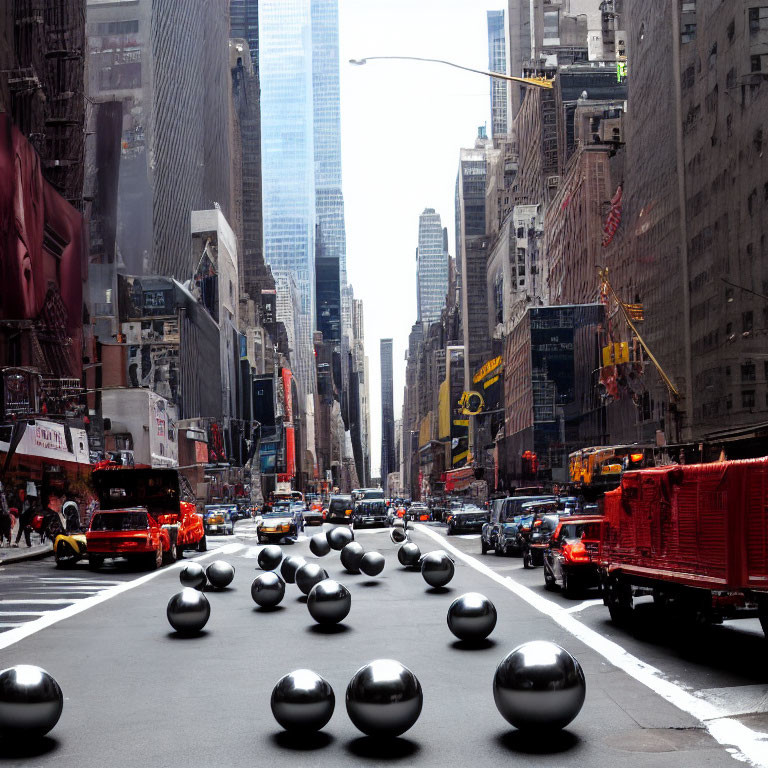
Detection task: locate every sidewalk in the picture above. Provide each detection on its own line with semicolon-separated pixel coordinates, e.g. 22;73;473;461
0;541;52;565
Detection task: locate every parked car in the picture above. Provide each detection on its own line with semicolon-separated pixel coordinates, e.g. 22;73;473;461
257;506;303;543
543;515;604;596
204;505;235;535
481;495;555;554
352;500;389;529
327;494;354;523
446;505;488;535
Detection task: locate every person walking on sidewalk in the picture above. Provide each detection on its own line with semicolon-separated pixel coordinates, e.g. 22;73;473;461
13;487;36;548
0;482;11;547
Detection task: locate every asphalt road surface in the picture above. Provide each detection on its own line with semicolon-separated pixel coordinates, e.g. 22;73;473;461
0;519;766;767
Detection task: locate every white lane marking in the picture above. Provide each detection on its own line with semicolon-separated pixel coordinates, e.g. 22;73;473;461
415;524;768;767
564;599;604;614
0;544;244;651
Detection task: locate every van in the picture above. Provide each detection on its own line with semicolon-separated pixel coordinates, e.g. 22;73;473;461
480;495;555;554
327;494;354;523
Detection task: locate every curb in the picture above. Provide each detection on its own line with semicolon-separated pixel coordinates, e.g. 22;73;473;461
0;546;54;566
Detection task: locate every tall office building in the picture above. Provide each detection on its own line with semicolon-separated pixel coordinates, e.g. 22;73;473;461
230;0;259;67
487;10;508;137
380;339;396;491
259;0;316;395
86;0;232;278
416;209;449;325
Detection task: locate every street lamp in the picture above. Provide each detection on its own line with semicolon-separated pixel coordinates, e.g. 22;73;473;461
348;55;553;89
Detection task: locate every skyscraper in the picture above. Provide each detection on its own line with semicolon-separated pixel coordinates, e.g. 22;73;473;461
416;208;449;325
380;339;395;490
259;0;316;395
311;0;347;286
487;10;508;137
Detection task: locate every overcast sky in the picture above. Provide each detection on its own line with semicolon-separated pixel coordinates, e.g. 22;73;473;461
339;0;502;478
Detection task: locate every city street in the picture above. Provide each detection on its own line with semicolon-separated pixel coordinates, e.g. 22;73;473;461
0;521;766;766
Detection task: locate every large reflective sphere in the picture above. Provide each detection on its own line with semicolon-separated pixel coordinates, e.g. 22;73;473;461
493;641;586;731
309;533;331;557
280;555;307;584
167;588;211;634
421;551;455;588
397;542;421;568
258;545;283;571
271;669;335;731
390;527;408;544
251;572;286;608
360;551;385;577
0;665;63;738
326;526;354;551
179;562;207;590
296;563;329;595
307;579;351;624
447;592;497;641
346;659;423;737
340;542;365;574
206;560;235;589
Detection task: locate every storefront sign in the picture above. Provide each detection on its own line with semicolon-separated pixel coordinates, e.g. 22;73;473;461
473;356;502;384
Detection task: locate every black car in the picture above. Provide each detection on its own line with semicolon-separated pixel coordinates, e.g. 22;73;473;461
523;513;560;568
481;495;555;554
446;506;488;535
327;494;353;524
351;500;388;529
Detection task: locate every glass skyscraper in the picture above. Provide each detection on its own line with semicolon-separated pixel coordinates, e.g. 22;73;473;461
311;0;348;309
416;208;449;325
487;10;508;137
259;0;316;392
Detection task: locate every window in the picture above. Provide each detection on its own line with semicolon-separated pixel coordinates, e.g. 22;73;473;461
725;365;731;377
742;390;756;409
743;311;754;334
749;7;768;35
741;362;756;381
726;393;733;409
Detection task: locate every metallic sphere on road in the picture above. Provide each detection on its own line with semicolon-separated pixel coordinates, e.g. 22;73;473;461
340;541;365;573
345;659;423;737
309;533;331;557
257;545;283;571
390;526;408;544
296;562;329;595
493;641;586;730
251;572;286;608
397;542;421;567
447;592;497;641
280;555;307;584
326;526;354;551
307;579;351;624
421;551;455;588
206;560;235;589
166;588;211;635
0;665;63;738
179;562;207;590
271;669;335;732
359;551;385;577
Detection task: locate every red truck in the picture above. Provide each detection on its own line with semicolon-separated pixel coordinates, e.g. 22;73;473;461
599;457;768;635
86;465;206;570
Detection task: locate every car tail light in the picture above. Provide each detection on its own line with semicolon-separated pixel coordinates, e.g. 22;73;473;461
629;452;643;463
533;520;543;527
563;541;589;563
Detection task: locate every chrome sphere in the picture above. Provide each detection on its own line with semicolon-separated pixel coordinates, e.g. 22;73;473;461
309;533;331;557
447;592;497;641
390;526;408;544
206;560;235;589
167;587;211;634
179;562;207;590
346;659;423;737
359;551;385;577
397;542;421;568
326;526;354;551
280;555;307;584
493;641;586;731
307;579;351;624
421;551;455;588
296;562;329;595
0;665;63;737
251;572;286;608
271;669;335;731
257;545;283;571
340;541;365;574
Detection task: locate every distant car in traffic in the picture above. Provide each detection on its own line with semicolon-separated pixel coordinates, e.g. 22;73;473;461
303;504;324;525
327;494;354;523
543;515;604;596
204;505;236;535
352;500;388;529
446;505;488;535
257;505;303;543
481;495;555;554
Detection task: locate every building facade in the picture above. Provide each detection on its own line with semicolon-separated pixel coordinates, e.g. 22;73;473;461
380;338;395;492
416;209;450;325
487;10;509;137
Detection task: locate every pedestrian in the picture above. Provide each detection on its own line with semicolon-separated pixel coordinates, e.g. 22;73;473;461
40;496;62;543
13;487;36;548
0;486;11;547
63;500;81;533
